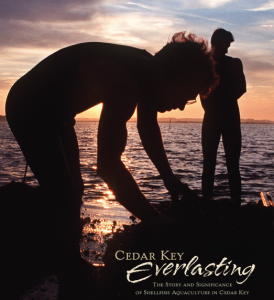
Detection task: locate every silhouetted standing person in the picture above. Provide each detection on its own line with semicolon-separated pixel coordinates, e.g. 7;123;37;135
201;28;246;205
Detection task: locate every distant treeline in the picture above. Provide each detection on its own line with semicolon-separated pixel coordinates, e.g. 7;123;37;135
75;117;274;124
1;115;274;124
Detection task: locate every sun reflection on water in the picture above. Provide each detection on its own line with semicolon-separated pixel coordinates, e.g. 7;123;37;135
1;122;273;267
80;215;134;265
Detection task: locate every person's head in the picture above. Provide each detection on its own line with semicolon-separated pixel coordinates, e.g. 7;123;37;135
211;28;234;57
151;31;218;113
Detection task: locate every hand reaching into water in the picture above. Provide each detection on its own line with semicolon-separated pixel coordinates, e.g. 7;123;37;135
163;174;199;202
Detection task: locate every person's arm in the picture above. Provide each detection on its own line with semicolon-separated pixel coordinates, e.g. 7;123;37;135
231;58;246;100
137;100;191;197
97;102;159;222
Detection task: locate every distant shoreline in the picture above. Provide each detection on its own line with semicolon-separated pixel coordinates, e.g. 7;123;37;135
1;115;274;124
74;117;274;124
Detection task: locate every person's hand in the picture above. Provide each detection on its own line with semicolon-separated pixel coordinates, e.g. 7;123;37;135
163;174;199;201
163;174;184;194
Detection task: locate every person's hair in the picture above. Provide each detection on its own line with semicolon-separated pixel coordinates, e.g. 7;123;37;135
153;31;218;96
211;28;234;46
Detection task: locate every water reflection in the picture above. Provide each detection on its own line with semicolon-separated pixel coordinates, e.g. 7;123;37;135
1;121;274;263
2;121;274;206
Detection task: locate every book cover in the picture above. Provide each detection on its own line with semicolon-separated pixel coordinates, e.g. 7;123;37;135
0;1;273;299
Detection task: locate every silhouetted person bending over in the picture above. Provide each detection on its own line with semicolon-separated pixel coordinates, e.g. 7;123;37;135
201;28;246;205
6;32;217;299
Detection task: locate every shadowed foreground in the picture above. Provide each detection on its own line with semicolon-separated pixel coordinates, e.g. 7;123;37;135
0;182;274;299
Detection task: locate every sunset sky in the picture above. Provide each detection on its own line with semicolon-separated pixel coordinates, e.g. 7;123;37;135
0;0;273;120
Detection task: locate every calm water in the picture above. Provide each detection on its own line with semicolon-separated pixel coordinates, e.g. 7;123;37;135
1;121;274;209
1;121;274;264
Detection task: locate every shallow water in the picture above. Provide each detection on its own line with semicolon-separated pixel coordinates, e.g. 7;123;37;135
1;121;274;263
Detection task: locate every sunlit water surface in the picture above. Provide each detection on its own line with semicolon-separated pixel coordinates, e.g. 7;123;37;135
1;121;274;264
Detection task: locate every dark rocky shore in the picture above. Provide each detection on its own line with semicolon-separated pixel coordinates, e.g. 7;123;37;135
1;181;274;299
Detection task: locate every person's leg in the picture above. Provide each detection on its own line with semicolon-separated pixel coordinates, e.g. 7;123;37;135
7;116;94;298
202;112;221;199
6;92;76;249
58;119;84;236
58;119;84;208
6;92;94;298
10;118;79;239
222;107;242;203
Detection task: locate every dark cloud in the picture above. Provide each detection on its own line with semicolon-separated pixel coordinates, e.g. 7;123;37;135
0;1;166;51
0;0;110;50
229;48;274;73
0;19;103;49
238;55;274;86
0;0;102;22
241;56;274;74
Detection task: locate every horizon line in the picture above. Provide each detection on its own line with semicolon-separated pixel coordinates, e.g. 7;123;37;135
1;115;274;124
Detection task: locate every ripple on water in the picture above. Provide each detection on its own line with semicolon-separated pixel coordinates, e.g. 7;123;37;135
1;122;274;219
